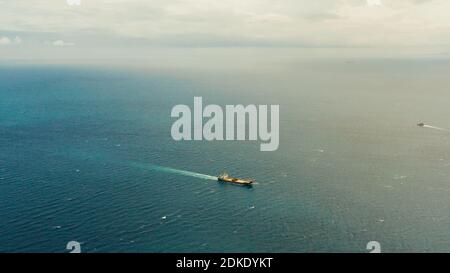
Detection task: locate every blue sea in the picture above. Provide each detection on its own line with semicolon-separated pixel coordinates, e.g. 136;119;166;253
1;58;450;252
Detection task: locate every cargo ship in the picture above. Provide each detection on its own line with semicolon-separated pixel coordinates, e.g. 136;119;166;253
217;172;254;186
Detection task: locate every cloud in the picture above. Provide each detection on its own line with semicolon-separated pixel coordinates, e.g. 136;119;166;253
0;36;11;45
0;36;22;45
52;40;75;47
1;0;450;52
366;0;382;7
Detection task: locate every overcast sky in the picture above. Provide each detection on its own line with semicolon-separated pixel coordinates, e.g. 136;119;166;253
1;0;450;59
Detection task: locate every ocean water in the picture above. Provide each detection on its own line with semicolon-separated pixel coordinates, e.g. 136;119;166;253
1;58;450;253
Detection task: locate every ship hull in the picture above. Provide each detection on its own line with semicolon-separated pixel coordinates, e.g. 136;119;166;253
217;177;253;186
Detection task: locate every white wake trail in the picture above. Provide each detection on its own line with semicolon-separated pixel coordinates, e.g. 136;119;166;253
423;125;450;132
54;148;219;181
130;162;218;181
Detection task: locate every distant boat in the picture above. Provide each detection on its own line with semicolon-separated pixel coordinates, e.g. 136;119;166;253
417;122;425;127
218;172;253;186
